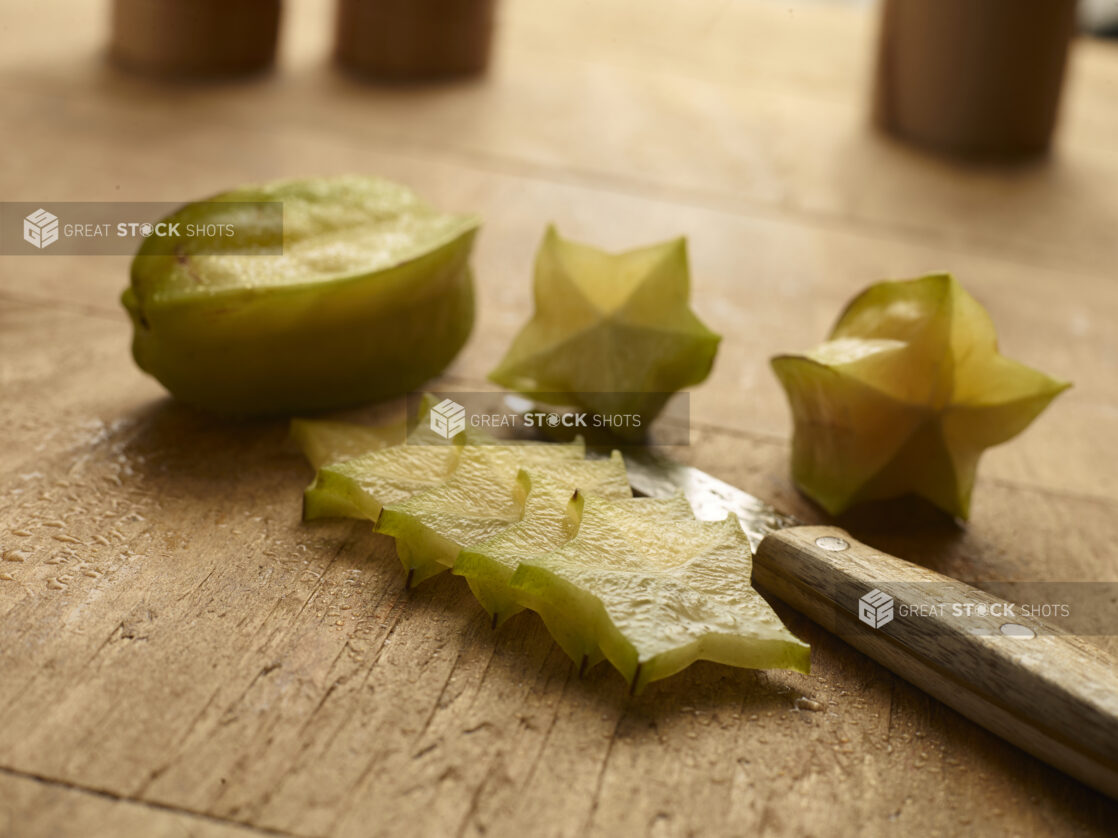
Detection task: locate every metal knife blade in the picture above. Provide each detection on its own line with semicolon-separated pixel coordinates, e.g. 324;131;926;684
613;447;798;550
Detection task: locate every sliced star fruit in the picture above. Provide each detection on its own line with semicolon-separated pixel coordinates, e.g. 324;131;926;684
123;175;478;414
772;273;1070;518
489;226;720;435
301;414;477;522
509;495;810;692
291;413;810;689
374;439;589;586
292;416;405;470
462;489;698;673
293;394;441;517
452;453;634;626
291;397;447;469
504;494;725;670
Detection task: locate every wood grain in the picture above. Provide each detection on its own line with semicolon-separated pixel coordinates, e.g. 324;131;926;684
2;1;1118;836
0;770;272;838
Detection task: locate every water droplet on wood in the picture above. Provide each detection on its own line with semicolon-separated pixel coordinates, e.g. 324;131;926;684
795;697;824;712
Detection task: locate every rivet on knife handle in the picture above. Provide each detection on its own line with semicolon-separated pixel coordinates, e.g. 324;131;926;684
753;525;1118;800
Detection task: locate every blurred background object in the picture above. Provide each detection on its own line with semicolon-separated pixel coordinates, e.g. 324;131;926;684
873;0;1078;157
335;0;496;79
110;0;281;78
1081;0;1118;36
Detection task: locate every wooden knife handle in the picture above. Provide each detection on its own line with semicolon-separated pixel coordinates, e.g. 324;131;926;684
753;525;1118;799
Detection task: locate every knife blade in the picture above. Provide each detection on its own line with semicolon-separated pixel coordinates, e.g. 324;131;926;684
618;447;1118;800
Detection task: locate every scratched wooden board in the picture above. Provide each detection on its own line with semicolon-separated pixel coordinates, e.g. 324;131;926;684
0;773;265;838
1;1;1117;837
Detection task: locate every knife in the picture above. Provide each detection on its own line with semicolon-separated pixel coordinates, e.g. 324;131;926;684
619;448;1118;800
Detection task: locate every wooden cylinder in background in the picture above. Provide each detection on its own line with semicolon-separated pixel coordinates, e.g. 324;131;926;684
335;0;496;80
110;0;282;79
873;0;1078;158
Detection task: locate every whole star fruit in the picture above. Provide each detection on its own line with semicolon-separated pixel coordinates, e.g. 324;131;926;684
508;494;811;692
488;226;721;436
771;273;1070;519
123;176;478;415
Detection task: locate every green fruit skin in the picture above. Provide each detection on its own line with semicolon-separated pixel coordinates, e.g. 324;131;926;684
456;557;526;627
303;470;383;522
376;508;463;586
123;230;476;415
625;635;811;694
508;563;607;667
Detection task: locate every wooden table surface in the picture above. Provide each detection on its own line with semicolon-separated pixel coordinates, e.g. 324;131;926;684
2;1;1117;836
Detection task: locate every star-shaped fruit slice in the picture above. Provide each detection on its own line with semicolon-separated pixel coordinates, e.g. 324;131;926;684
771;274;1070;518
291;416;405;470
375;440;604;587
296;395;467;520
464;489;700;672
291;393;444;470
489;226;721;432
509;495;810;691
301;436;461;522
453;454;635;627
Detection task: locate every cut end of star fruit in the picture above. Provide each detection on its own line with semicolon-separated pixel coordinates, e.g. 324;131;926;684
772;273;1070;519
488;226;721;437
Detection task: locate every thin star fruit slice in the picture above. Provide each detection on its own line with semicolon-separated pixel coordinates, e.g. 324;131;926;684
506;495;713;669
122;175;478;414
291;416;406;470
302;420;488;522
374;439;589;586
296;395;460;520
460;487;698;673
290;393;443;470
772;274;1070;518
452;454;634;627
509;496;810;691
302;440;460;522
489;226;720;432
